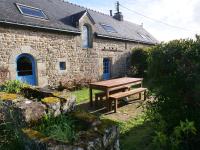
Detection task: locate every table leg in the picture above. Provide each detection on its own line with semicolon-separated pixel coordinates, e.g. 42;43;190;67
114;99;118;113
106;90;110;111
139;93;141;100
89;87;93;107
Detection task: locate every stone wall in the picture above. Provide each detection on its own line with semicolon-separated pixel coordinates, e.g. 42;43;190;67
0;20;149;87
22;126;120;150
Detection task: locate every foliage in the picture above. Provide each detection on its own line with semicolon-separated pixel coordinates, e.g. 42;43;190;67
0;102;24;149
102;114;155;150
35;115;76;143
129;47;149;77
153;119;197;150
1;80;29;94
147;36;200;149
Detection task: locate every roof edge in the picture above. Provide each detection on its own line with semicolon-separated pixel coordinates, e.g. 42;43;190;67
0;20;81;34
96;33;157;45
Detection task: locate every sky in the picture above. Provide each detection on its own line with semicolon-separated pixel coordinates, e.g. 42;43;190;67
66;0;200;42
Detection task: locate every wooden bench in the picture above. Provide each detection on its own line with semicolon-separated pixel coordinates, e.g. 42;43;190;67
109;87;147;112
95;86;130;106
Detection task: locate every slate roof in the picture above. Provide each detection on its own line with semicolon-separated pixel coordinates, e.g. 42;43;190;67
0;0;158;44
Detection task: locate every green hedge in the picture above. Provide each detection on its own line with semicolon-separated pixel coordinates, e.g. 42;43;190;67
129;47;149;77
147;36;200;149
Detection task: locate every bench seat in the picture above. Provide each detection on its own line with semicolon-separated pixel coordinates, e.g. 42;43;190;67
95;86;130;105
109;87;147;112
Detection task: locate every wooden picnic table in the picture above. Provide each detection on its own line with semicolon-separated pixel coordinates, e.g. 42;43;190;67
89;77;143;108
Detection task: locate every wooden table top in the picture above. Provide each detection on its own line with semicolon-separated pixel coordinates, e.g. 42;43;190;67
90;77;143;88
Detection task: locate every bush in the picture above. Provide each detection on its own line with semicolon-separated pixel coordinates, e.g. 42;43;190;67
128;47;149;77
153;120;197;150
1;80;28;94
147;36;200;149
0;102;24;149
35;115;76;143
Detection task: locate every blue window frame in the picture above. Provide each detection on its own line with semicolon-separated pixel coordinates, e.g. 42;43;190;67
16;3;47;19
101;24;117;33
59;62;66;70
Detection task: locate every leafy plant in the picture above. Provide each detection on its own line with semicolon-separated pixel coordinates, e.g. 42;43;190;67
1;80;29;94
0;102;24;149
152;120;197;150
147;36;200;149
36;115;76;143
128;47;149;77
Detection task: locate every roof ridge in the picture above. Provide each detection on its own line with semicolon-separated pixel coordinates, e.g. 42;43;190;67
61;0;115;18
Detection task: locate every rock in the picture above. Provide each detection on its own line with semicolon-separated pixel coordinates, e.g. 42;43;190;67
15;100;46;125
22;126;120;150
61;95;76;114
87;138;102;150
41;97;61;117
103;126;119;149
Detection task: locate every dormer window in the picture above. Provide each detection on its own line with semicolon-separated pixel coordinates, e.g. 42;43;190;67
16;3;48;20
82;25;92;48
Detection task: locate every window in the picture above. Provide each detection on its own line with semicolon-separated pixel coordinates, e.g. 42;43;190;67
82;25;92;48
101;24;117;33
16;3;47;19
59;62;66;70
137;32;149;40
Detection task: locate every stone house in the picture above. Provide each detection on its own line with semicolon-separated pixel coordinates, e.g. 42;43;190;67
0;0;158;87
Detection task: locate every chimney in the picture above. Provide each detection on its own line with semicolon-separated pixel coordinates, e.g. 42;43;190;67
110;10;113;16
113;1;123;21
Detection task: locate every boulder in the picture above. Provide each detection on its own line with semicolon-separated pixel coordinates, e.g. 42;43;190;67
15;100;46;125
61;95;76;114
41;97;61;117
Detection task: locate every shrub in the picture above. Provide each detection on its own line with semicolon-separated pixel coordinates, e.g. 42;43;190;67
147;36;200;149
152;120;197;150
129;47;149;77
36;115;76;143
0;102;24;149
1;80;28;94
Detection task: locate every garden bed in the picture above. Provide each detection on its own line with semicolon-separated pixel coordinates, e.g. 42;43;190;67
0;81;119;150
22;110;119;150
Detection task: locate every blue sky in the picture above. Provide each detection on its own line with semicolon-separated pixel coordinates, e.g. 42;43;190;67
66;0;200;42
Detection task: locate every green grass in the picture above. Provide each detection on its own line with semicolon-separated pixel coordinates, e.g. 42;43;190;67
71;88;155;149
120;119;154;150
71;87;101;104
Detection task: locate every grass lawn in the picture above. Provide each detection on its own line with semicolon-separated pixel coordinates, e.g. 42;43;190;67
71;87;101;104
118;117;154;150
71;88;155;150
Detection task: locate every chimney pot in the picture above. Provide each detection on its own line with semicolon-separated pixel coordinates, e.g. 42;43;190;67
110;10;113;16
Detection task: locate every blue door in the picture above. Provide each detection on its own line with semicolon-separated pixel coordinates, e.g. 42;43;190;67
16;54;37;85
103;58;111;80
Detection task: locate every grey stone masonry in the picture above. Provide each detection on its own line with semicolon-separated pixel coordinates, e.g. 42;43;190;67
0;15;149;87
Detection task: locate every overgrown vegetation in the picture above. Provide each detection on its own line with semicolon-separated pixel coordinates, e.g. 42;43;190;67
0;101;24;150
147;36;200;149
128;47;149;77
0;80;28;94
35;115;77;143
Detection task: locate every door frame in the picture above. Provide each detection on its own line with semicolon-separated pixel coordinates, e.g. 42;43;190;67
16;53;37;85
103;57;112;80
